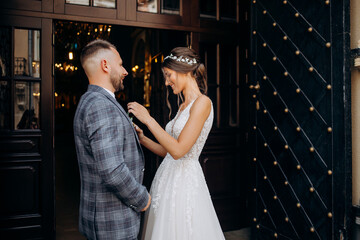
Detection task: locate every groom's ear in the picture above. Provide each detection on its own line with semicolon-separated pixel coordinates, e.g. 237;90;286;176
100;59;111;73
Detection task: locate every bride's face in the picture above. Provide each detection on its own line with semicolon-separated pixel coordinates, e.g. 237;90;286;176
163;67;187;95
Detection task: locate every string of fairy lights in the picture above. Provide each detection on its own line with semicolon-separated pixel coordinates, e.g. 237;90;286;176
54;22;112;72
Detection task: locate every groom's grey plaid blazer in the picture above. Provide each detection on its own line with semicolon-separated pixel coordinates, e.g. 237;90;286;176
73;85;149;240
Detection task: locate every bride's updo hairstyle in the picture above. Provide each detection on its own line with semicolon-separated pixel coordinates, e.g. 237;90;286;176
162;47;208;118
162;47;208;95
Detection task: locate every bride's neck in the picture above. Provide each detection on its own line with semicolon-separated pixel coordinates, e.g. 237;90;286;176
182;81;201;104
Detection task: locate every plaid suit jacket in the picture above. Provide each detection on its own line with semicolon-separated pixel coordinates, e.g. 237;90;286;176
73;85;149;240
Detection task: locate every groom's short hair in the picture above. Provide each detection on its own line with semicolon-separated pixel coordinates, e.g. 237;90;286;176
80;39;116;67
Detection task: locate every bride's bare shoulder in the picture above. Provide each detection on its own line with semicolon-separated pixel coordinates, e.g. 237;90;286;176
191;95;211;114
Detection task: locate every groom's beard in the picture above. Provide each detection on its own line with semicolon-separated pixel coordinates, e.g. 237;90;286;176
111;72;124;92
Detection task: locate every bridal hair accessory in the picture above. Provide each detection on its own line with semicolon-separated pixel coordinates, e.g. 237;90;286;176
164;53;197;65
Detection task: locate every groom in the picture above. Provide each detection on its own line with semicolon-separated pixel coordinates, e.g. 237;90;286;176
73;39;151;240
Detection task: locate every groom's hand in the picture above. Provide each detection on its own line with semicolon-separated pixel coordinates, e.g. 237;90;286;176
141;194;151;212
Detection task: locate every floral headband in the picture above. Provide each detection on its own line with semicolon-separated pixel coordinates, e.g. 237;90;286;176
163;53;197;65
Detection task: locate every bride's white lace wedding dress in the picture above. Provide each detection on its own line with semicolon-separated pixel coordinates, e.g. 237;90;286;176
142;99;225;240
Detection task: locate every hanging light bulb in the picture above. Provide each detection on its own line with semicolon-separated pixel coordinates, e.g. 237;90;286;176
69;51;74;60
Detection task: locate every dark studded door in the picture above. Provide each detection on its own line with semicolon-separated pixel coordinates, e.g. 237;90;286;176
249;0;351;239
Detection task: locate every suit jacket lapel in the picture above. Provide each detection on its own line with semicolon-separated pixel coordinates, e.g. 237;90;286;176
87;85;144;155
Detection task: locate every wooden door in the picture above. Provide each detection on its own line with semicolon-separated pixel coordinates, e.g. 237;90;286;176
0;16;54;239
249;0;351;239
197;32;250;231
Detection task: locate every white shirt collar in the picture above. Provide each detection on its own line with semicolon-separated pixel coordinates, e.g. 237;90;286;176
102;87;115;99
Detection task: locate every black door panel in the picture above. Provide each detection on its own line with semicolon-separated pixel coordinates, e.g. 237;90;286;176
250;0;351;239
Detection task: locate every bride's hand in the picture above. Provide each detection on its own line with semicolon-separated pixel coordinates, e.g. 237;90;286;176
127;102;152;125
133;123;145;141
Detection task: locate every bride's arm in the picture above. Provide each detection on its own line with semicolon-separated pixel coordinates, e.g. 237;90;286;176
128;95;211;160
133;124;167;157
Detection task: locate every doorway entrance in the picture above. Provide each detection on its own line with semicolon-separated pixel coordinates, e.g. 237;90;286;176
54;20;192;238
54;20;250;239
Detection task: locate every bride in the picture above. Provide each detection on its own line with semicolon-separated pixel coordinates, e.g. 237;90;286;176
127;47;225;240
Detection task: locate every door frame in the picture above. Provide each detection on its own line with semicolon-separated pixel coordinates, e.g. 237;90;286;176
331;0;352;238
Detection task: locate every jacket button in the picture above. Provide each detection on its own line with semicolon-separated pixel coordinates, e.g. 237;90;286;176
142;168;145;172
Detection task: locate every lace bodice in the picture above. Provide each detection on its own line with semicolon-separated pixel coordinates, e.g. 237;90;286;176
164;98;214;161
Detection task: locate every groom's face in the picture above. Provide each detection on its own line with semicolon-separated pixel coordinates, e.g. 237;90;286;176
109;48;128;91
